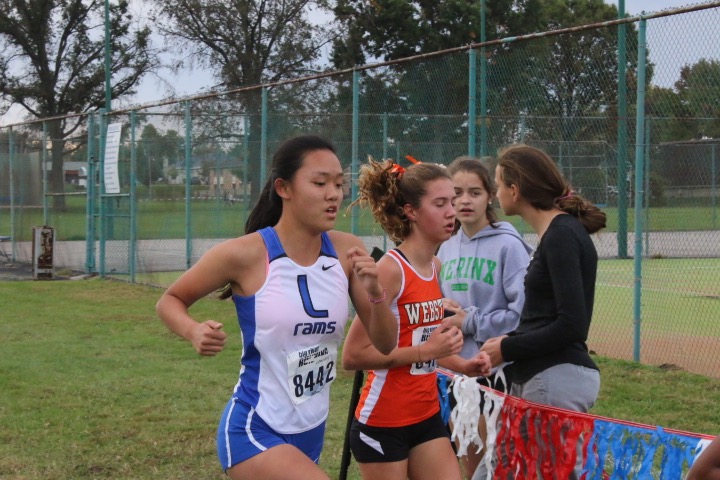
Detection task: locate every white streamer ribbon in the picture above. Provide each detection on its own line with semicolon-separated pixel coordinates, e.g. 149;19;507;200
450;374;483;456
447;366;507;480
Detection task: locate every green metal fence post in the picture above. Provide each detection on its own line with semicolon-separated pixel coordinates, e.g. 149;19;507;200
104;0;112;112
98;108;107;278
243;115;250;216
8;127;15;260
42;121;48;224
382;112;389;160
468;48;477;158
632;17;647;363
712;143;717;229
351;69;360;235
644;117;651;256
129;110;137;282
617;0;629;258
261;88;268;185
184;102;192;270
558;141;563;170
214;144;220;208
86;113;96;273
480;0;488;157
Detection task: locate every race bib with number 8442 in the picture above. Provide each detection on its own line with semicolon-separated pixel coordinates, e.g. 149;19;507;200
286;343;337;405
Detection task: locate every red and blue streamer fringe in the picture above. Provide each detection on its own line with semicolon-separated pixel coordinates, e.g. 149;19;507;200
437;370;713;479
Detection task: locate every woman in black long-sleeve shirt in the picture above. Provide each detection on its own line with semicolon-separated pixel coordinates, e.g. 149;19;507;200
480;144;607;479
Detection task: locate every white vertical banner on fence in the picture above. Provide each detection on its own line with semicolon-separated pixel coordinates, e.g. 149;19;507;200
104;123;122;194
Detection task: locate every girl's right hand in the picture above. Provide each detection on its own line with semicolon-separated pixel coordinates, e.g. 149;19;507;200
442;298;466;329
480;335;507;367
424;318;463;359
189;320;227;356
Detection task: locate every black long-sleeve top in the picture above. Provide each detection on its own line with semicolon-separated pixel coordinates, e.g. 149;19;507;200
501;214;599;384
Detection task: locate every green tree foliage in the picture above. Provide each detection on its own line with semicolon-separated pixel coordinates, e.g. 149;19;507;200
332;0;554;68
136;124;183;188
331;0;645;153
646;85;695;141
490;0;644;145
154;0;333;89
676;59;720;139
647;59;720;143
330;0;509;163
153;0;334;202
0;0;156;208
646;59;720;197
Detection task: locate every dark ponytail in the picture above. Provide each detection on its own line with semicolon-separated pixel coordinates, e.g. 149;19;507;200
244;175;282;235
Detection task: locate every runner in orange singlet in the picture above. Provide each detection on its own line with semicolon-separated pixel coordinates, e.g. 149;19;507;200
343;159;492;480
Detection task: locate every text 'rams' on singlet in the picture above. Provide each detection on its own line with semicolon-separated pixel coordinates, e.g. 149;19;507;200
355;249;445;427
231;227;348;434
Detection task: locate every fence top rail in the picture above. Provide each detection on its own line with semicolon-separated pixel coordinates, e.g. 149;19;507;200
1;1;719;127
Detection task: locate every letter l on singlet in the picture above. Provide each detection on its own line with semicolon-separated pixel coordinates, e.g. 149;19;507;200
297;275;329;318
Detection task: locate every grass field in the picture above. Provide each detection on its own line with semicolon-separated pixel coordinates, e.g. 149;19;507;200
593;258;720;334
1;279;719;479
592;258;720;377
3;195;719;241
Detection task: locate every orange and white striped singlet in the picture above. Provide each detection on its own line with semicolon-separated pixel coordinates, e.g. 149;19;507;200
355;249;446;427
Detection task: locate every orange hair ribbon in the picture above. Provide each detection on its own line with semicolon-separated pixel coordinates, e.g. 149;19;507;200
388;155;421;177
390;163;406;175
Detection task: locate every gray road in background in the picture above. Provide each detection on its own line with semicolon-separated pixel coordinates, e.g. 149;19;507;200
2;230;719;275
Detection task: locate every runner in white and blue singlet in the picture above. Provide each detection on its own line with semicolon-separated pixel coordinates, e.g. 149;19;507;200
157;135;397;480
217;226;347;469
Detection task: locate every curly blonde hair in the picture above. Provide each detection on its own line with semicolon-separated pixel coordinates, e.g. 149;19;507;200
353;157;450;244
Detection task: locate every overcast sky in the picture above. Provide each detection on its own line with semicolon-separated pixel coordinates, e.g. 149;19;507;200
607;0;699;14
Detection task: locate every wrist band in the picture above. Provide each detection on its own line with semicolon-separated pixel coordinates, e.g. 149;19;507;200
416;344;422;363
368;288;387;304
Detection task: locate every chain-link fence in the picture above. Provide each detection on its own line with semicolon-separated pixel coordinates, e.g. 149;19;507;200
2;3;719;377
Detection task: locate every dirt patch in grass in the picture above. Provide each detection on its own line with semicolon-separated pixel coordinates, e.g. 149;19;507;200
590;326;720;379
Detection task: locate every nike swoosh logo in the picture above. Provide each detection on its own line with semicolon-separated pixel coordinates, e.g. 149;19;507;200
322;264;337;271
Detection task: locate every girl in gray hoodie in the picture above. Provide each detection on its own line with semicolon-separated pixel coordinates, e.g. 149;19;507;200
437;156;532;479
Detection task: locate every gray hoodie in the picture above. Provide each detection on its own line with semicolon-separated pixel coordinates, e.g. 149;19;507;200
437;221;533;360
